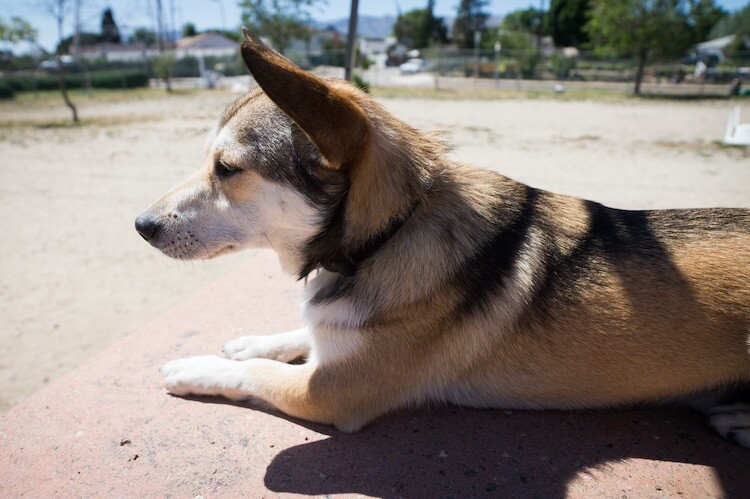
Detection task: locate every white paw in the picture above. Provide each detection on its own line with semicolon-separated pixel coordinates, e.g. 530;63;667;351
708;403;750;448
222;334;307;362
160;355;246;399
222;336;267;360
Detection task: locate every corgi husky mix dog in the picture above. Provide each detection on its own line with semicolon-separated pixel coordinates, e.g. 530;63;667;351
136;30;750;447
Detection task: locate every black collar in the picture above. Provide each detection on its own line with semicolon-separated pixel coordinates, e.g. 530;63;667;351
298;196;419;280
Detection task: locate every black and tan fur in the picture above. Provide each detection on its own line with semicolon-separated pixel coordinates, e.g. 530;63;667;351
137;30;750;446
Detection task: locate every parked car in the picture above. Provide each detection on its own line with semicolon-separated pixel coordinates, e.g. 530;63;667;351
39;55;74;70
399;58;424;75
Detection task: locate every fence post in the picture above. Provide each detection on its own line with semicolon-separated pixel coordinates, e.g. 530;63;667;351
473;31;480;79
494;41;501;89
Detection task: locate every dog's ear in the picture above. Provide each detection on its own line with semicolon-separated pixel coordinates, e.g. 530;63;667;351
241;28;369;169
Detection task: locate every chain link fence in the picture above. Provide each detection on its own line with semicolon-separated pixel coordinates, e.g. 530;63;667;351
2;46;748;99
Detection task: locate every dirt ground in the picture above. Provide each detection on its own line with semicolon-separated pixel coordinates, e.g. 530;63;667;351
0;88;748;411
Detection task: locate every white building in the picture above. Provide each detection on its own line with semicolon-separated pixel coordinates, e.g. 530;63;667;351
77;43;160;62
174;33;237;59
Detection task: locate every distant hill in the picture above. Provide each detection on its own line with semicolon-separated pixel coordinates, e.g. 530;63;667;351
312;14;502;39
312;15;397;38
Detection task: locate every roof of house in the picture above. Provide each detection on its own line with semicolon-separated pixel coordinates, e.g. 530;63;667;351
175;33;237;51
77;43;148;54
695;35;735;52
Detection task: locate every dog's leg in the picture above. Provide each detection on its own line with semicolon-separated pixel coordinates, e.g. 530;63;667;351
707;404;750;448
686;385;750;448
222;328;310;362
160;356;376;431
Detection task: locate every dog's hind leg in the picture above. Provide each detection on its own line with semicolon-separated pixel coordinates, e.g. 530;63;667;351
686;384;750;448
707;403;750;448
222;328;311;363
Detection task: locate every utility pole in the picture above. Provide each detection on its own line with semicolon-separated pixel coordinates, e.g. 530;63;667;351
536;0;545;53
169;0;176;43
155;0;164;51
154;0;171;91
344;0;359;82
213;0;227;31
474;30;480;78
72;0;80;55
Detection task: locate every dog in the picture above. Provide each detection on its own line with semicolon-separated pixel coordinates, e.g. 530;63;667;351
136;29;750;447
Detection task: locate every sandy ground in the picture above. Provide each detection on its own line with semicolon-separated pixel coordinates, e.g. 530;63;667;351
0;89;748;411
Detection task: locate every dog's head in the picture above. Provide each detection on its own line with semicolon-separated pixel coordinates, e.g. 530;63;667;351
136;29;439;277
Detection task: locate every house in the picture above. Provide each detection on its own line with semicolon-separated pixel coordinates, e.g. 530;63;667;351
695;35;735;55
77;43;160;62
286;28;342;55
174;33;237;59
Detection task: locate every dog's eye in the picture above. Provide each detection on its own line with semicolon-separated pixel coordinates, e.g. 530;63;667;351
215;160;241;178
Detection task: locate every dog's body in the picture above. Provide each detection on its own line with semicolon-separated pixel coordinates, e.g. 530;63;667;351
138;31;750;446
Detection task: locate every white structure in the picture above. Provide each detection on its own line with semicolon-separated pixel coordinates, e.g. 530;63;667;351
724;107;750;146
77;43;160;62
286;28;342;55
175;33;237;59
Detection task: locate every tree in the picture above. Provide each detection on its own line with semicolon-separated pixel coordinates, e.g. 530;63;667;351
501;7;548;34
56;32;99;53
182;22;198;38
586;0;694;95
131;27;156;47
423;0;449;47
0;16;37;76
393;0;447;49
708;2;750;53
709;2;750;40
42;0;79;123
549;0;590;47
0;16;38;45
453;0;489;49
685;0;725;45
100;8;121;43
239;0;317;54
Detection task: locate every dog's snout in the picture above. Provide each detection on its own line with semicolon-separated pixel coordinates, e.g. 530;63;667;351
135;213;161;242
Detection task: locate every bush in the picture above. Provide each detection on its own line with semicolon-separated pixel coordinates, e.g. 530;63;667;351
352;73;370;93
89;69;149;88
153;53;176;80
0;79;14;99
4;69;150;92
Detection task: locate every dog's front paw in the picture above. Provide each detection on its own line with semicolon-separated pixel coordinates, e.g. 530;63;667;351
708;403;750;448
160;355;245;399
222;333;308;362
222;336;266;361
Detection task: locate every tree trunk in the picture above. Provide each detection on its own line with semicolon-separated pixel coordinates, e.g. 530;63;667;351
57;57;79;123
54;0;78;123
634;49;647;96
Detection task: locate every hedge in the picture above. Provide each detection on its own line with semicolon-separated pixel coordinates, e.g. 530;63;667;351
2;69;150;93
0;80;14;99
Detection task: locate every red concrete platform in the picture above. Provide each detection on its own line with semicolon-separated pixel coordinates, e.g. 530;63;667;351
1;251;748;497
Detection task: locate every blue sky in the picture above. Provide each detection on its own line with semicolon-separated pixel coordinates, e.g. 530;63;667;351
4;0;749;51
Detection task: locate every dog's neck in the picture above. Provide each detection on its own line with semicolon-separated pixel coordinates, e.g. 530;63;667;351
297;194;421;280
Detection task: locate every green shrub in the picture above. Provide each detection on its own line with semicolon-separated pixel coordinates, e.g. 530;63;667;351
153;53;176;79
352;73;370;93
5;69;150;92
0;79;14;99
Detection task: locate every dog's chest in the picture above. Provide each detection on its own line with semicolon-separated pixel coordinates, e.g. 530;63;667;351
308;324;366;364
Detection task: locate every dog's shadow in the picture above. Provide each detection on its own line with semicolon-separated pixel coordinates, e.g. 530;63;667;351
256;405;749;497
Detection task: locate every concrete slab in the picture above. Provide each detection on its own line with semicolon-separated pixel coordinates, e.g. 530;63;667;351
1;250;748;497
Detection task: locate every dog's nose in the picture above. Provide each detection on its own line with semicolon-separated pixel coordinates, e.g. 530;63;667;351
135;213;160;241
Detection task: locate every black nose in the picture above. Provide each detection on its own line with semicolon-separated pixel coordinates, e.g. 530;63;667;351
135;213;160;241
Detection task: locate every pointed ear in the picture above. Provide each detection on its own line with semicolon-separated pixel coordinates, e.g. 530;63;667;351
240;28;369;169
